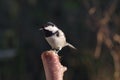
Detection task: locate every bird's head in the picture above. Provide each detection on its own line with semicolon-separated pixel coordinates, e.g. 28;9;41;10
40;22;59;33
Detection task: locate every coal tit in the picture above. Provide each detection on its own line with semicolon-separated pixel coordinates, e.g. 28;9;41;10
40;22;76;53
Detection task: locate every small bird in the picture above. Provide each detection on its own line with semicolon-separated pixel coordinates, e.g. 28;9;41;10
40;22;76;53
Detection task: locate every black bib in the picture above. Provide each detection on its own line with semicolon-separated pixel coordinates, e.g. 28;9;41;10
44;29;59;37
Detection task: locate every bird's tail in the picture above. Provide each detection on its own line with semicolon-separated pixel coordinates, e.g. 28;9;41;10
65;42;81;54
65;42;77;50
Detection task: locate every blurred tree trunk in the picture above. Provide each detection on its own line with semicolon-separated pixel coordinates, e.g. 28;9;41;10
82;0;120;80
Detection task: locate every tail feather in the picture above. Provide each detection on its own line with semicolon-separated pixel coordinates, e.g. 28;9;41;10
65;42;80;54
65;42;77;50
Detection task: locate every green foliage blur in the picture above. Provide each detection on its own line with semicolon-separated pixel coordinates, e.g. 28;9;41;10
0;0;120;80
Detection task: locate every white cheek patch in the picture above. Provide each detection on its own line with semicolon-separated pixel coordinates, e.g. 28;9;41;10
45;26;59;33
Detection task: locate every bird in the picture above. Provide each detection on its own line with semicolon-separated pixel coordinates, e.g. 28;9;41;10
40;22;76;53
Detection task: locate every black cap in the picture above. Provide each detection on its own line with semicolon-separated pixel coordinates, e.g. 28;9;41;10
44;22;55;27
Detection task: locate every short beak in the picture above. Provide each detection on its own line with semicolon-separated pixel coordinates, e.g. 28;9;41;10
39;28;43;30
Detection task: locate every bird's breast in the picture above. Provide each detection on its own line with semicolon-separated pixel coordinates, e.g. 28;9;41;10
45;35;66;49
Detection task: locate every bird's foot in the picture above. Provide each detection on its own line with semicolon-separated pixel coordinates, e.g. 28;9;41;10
52;48;61;54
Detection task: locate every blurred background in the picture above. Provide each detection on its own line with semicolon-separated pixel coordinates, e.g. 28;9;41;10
0;0;120;80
